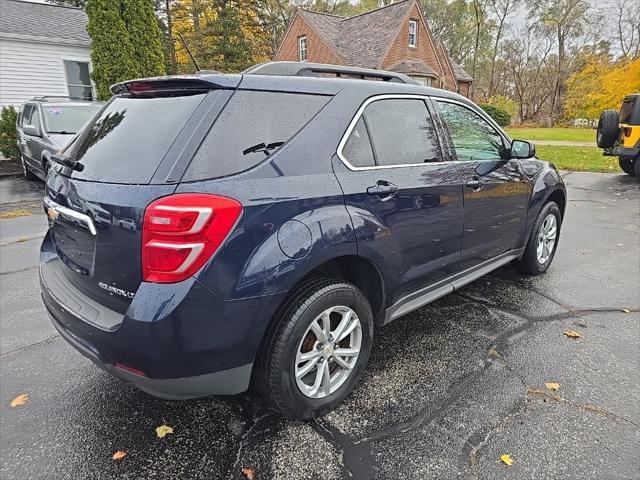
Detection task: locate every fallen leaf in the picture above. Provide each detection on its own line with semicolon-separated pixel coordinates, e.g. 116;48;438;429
500;454;514;466
112;450;127;460
488;347;502;358
10;393;28;407
564;330;581;339
241;467;256;479
545;382;560;391
155;424;174;438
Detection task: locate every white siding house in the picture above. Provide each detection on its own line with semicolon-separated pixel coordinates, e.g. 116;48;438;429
0;0;94;108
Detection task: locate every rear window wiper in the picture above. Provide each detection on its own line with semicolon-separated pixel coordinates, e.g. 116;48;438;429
243;142;285;157
50;153;84;172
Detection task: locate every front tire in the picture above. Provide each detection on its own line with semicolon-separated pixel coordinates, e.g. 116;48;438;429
257;278;374;419
513;201;561;275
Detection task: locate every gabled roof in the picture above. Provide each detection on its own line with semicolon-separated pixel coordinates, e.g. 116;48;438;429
298;0;414;69
388;58;437;77
0;0;90;46
448;57;473;82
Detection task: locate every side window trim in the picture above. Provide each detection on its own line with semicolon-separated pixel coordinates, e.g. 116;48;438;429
361;114;379;166
337;94;445;171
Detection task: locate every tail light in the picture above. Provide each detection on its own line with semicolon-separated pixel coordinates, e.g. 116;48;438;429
142;193;242;283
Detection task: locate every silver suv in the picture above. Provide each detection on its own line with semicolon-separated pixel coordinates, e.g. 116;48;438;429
16;96;102;180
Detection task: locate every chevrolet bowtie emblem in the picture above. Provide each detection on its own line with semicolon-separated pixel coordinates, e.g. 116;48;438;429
47;207;59;221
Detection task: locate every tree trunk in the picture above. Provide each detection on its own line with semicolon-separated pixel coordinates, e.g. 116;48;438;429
165;0;177;69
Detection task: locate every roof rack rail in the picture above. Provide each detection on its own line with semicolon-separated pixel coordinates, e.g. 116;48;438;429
243;61;418;85
30;96;84;102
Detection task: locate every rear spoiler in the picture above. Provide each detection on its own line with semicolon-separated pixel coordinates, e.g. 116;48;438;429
110;74;242;96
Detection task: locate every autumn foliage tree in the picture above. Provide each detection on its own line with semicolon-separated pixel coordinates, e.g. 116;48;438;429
564;58;640;120
86;0;166;99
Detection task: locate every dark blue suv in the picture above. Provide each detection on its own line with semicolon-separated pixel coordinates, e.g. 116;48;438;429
40;62;566;419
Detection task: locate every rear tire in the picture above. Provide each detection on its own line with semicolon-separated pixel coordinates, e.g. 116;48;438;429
513;201;561;276
634;156;640;180
257;277;374;419
21;156;37;181
619;157;636;176
596;109;620;148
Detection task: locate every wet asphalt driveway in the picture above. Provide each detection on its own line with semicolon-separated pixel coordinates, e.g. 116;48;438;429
1;172;638;480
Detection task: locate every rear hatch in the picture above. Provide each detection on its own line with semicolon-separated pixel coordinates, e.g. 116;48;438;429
44;77;239;313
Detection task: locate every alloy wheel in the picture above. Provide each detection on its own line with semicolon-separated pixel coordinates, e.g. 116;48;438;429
294;305;362;399
536;213;557;264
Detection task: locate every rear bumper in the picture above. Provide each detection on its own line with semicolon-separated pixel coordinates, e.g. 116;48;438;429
47;307;252;399
614;146;640;159
40;232;287;399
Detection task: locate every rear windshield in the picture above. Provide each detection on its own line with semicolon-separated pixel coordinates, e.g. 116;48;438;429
182;90;330;181
66;94;206;184
43;105;102;134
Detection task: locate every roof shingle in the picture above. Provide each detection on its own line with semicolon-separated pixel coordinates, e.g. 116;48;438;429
299;1;414;69
0;0;90;45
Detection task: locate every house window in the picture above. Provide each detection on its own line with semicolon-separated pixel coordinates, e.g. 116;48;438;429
63;60;94;100
298;36;308;62
411;76;432;87
408;20;417;47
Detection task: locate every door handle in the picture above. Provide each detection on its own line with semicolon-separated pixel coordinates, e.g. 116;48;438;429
466;177;483;191
367;181;398;199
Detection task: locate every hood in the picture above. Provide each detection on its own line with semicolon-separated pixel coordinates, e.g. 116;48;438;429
48;133;75;150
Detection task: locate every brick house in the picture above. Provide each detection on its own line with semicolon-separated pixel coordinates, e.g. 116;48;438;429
274;0;473;97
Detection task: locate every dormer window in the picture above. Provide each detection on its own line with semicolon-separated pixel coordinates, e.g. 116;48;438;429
408;20;417;47
298;35;308;61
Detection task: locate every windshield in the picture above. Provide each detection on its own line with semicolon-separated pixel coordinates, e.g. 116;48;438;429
43;105;103;134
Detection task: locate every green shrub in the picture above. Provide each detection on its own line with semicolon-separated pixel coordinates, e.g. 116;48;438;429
0;106;20;161
480;104;512;127
485;95;518;118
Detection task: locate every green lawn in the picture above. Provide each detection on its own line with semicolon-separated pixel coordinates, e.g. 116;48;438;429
505;127;595;143
535;145;619;172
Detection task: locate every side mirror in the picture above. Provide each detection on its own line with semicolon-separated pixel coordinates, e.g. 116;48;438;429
511;139;535;159
23;124;40;137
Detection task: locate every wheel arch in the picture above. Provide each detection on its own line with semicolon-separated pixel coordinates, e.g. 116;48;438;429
250;254;385;388
546;188;566;219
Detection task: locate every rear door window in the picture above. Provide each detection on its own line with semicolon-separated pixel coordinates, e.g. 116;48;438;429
66;93;207;184
182;90;330;181
363;98;441;166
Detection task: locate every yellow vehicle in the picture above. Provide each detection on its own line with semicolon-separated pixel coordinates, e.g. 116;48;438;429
597;93;640;179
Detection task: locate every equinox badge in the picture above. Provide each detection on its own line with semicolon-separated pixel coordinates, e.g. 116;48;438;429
98;282;135;299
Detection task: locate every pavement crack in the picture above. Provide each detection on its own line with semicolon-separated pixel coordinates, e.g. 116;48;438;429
1;265;39;276
228;409;274;480
466;396;529;478
352;367;483;446
1;334;60;357
0;232;46;247
526;388;640;428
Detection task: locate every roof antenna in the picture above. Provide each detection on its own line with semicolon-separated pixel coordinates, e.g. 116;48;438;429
176;32;201;72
